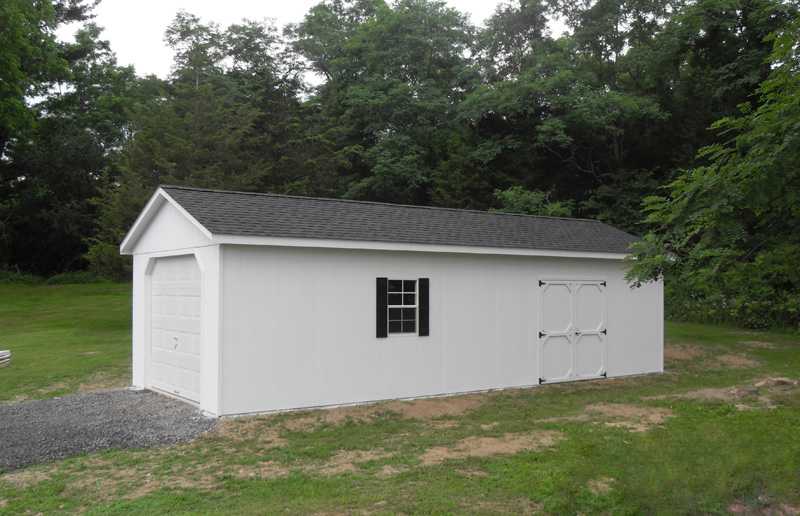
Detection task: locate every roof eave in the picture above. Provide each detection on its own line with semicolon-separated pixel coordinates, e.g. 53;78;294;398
212;233;631;260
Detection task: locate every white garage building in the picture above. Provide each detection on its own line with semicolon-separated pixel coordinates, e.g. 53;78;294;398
121;185;663;417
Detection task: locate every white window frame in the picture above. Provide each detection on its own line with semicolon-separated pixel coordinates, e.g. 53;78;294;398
387;279;418;335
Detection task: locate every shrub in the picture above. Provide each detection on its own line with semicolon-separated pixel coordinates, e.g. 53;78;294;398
85;242;132;281
0;270;43;284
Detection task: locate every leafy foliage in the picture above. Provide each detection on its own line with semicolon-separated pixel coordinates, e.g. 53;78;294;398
1;0;798;326
629;18;800;328
1;15;137;275
494;186;575;216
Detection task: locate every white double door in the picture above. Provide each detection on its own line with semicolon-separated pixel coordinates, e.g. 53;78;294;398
539;280;607;383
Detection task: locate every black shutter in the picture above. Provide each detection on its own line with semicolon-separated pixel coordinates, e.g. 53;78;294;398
376;277;388;338
418;278;429;336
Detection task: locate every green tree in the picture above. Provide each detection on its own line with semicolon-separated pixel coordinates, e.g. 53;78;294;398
494;186;575;216
87;13;307;277
0;0;61;158
0;22;138;274
455;1;669;224
629;18;800;328
0;0;95;156
292;0;478;204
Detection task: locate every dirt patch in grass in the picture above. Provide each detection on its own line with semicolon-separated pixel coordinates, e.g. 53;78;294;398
232;447;396;478
280;393;485;432
77;371;127;393
754;377;799;389
376;464;405;478
8;443;395;500
456;467;489;478
431;420;459;430
0;498;6;508
280;404;391;431
384;394;485;420
665;344;705;361
715;354;761;369
213;417;287;448
539;414;593;424
539;402;673;431
26;382;70;398
739;340;776;349
316;449;394;476
468;498;543;514
645;377;799;411
9;454;222;503
2;394;30;404
1;467;51;489
420;431;563;465
235;460;290;480
729;499;800;515
585;403;673;433
588;476;615;495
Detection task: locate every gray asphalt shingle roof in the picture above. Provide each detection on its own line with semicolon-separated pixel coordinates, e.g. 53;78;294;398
162;185;638;254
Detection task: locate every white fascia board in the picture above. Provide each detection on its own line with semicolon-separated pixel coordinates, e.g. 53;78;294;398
119;188;213;255
212;234;630;260
119;190;164;255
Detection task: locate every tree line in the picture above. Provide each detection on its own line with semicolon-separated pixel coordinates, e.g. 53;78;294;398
1;0;798;327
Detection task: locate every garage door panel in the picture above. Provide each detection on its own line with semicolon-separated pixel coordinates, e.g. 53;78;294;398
182;297;201;316
151;348;201;371
151;315;201;334
149;255;201;403
151;283;201;297
150;370;200;401
151;330;200;354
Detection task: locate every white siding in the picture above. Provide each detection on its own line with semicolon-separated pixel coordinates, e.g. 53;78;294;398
131;201;210;255
218;245;662;416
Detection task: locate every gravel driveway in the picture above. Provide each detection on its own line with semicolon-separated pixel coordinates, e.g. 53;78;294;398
0;390;216;472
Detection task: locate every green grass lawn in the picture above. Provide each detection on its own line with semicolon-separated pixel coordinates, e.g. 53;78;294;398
0;283;131;402
1;284;799;515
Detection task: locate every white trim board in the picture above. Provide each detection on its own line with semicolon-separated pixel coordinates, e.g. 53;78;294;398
213;234;629;260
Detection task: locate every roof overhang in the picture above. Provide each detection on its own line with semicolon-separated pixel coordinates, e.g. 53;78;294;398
211;234;630;260
119;187;213;255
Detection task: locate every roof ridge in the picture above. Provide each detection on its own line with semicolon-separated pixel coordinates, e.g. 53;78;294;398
159;184;605;225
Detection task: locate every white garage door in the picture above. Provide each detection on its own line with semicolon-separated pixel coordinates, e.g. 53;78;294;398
539;280;607;384
149;255;202;403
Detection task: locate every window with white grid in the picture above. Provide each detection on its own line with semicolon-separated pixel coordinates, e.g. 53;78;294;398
387;279;416;334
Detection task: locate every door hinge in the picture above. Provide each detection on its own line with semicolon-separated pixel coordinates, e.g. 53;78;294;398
600;280;607;287
538;280;545;287
539;377;545;384
538;331;546;339
601;371;608;378
600;329;607;335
